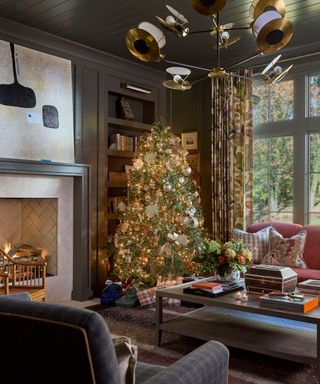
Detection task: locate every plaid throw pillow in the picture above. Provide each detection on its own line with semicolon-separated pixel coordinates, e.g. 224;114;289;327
262;228;307;269
232;226;271;263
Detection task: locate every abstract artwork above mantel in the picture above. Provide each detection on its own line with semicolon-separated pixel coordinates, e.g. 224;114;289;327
0;39;74;163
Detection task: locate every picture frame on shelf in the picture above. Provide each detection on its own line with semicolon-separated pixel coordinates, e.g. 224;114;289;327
181;131;198;150
116;96;135;121
187;153;200;173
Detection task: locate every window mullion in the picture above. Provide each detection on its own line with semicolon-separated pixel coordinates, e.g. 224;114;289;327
293;74;307;224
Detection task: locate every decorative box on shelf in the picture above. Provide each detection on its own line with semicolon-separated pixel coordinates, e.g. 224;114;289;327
244;265;297;294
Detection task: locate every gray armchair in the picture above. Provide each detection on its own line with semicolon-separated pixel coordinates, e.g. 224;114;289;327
0;293;229;384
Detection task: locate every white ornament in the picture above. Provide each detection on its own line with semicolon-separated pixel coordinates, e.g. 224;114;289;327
167;233;179;242
145;204;159;218
133;158;144;170
117;201;126;212
144;152;156;164
182;149;189;157
179;177;185;184
176;234;189;246
192;217;199;228
163;182;172;191
184;167;192;176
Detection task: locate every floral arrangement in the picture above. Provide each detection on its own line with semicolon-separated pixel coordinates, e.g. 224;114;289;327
192;239;253;279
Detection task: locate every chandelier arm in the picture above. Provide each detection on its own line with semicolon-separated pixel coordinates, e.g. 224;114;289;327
224;26;251;31
225;52;261;70
188;29;213;35
164;59;211;72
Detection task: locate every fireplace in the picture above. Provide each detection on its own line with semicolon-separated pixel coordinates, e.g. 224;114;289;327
0;198;57;275
0;158;91;302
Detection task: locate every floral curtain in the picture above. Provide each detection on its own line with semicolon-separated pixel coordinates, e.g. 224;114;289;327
211;69;253;242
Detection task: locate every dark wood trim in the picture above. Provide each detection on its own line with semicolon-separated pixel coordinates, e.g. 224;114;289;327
0;158;93;301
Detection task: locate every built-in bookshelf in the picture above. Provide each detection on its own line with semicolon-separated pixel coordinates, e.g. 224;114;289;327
106;85;156;242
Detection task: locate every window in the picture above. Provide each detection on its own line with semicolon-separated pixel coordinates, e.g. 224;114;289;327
309;75;320;117
253;80;294;126
253;69;320;225
309;133;320;224
253;136;293;222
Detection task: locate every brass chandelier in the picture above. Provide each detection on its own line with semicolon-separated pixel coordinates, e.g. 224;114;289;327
125;0;293;90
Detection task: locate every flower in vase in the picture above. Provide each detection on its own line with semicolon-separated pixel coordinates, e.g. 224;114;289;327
192;238;252;279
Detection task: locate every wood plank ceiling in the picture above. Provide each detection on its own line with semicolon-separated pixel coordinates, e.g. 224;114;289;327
0;0;319;76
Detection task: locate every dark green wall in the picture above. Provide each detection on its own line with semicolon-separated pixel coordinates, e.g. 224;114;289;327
170;80;213;233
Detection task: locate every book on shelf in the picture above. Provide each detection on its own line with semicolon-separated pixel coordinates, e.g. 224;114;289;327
259;293;319;313
109;134;139;152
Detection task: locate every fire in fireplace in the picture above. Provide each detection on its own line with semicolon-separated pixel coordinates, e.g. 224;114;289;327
3;242;48;263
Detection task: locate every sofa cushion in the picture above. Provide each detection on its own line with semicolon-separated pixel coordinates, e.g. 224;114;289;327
292;267;320;283
300;225;320;269
247;221;302;238
261;228;307;268
232;227;271;263
247;222;320;269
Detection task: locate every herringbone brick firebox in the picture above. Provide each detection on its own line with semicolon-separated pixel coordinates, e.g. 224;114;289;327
0;198;57;275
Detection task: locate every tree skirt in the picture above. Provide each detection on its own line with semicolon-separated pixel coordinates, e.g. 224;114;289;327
92;304;318;384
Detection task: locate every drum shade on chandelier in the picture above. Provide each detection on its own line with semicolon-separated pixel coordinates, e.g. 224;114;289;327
125;0;293;90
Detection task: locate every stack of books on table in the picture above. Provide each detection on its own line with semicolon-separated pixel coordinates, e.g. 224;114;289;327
297;279;320;295
183;279;244;297
259;293;319;313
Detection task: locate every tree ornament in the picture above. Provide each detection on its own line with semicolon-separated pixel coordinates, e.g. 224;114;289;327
144;152;156;164
176;234;189;246
179;177;185;184
163;182;172;191
117;201;126;212
133;158;144;170
184;166;192;176
145;204;159;218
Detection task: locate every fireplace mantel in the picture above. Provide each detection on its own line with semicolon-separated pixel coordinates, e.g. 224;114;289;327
0;157;92;301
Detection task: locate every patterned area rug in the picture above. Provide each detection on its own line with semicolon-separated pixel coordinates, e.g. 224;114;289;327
88;304;318;384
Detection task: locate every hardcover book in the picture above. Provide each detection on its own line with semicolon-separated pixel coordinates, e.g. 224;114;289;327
259;293;318;313
297;279;320;290
191;281;222;291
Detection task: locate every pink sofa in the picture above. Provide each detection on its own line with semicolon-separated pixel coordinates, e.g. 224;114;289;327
247;221;320;282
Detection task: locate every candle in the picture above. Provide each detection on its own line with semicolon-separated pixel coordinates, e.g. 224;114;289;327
235;291;242;301
241;292;248;302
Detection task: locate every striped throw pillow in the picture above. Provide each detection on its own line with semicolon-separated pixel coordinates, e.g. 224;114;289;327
232;226;271;263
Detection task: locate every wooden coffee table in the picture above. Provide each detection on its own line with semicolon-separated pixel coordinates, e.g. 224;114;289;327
156;279;320;381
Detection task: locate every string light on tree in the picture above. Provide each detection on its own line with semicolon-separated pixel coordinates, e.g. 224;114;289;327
113;120;205;287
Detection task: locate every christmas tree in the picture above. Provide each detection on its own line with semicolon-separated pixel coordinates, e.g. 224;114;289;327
114;121;205;287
